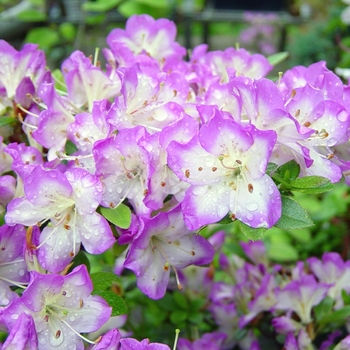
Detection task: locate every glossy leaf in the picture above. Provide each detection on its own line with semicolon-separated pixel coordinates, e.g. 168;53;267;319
82;0;123;12
17;9;46;22
100;203;132;229
276;160;300;182
267;241;298;262
275;195;314;230
267;51;289;66
90;271;121;292
290;176;335;194
68;252;91;273
239;221;267;241
93;290;128;316
0;116;16;128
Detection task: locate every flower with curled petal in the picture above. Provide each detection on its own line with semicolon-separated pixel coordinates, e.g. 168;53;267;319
123;205;214;299
2;265;111;350
167;108;281;230
106;14;186;68
5;165;115;273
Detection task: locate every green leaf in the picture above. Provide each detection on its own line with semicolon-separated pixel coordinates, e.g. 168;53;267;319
267;241;298;262
314;296;334;323
112;241;128;257
25;27;60;50
29;0;45;6
99;204;131;229
0;116;16;127
239;221;267;241
59;22;76;42
318;305;350;328
90;271;121;291
188;312;203;324
82;0;123;12
173;291;189;310
92;290;128;316
216;213;235;225
275;195;314;230
287;228;311;243
342;289;350;306
118;0;169;17
0;214;5;227
170;309;188;324
64;140;78;156
17;9;46;22
267;51;289;66
276;160;300;182
68;252;91;273
85;13;106;25
52;69;67;93
290;176;335;194
266;162;278;176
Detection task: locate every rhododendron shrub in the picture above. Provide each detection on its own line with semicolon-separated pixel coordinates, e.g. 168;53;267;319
1;13;350;349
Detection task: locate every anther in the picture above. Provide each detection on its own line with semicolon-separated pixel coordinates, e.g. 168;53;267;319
248;183;254;193
55;330;61;339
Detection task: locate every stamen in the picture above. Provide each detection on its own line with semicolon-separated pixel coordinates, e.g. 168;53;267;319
0;259;25;267
93;47;100;67
0;276;27;289
172;265;183;290
73;207;77;256
133;123;162;132
173;329;180;350
277;71;283;87
32;96;47;110
51;72;67;89
60;319;96;345
36;208;74;250
16;104;39;118
56;152;93;161
218;156;236;170
35;225;60;250
151;237;185;290
17;114;37;130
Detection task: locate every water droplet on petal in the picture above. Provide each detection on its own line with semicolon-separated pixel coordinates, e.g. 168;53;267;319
246;202;258;212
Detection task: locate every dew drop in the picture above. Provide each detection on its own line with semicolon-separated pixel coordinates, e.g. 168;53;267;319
246;202;258;212
246;213;253;221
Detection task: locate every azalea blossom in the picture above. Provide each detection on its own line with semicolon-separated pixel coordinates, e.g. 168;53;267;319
5;165;115;272
167;108;281;229
275;274;330;324
1;265;111;350
123;205;214;299
106;14;186;68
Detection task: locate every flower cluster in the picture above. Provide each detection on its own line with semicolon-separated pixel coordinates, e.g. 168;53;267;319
239;12;279;55
177;238;350;350
0;12;350;349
